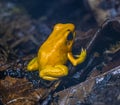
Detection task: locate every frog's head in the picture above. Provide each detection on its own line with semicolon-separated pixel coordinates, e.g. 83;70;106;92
50;23;76;51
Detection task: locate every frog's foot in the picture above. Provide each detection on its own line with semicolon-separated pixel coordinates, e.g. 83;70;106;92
68;48;87;66
39;65;68;81
27;57;39;71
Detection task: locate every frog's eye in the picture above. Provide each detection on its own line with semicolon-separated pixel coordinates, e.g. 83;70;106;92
67;32;73;40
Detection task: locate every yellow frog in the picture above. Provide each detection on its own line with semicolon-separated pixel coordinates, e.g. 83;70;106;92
27;23;87;81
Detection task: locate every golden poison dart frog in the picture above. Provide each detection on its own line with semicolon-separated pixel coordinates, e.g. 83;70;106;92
27;23;87;81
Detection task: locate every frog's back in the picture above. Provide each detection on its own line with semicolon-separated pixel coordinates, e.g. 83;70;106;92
38;42;68;69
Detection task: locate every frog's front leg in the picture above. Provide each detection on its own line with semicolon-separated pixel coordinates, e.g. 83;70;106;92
39;65;68;81
68;48;87;66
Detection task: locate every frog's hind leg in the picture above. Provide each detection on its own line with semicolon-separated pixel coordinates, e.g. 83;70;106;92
27;57;39;71
39;65;68;81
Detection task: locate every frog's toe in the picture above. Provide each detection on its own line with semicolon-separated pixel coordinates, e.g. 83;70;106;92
27;57;39;71
80;48;87;57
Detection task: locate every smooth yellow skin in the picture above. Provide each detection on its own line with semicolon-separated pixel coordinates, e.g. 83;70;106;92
27;23;87;81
